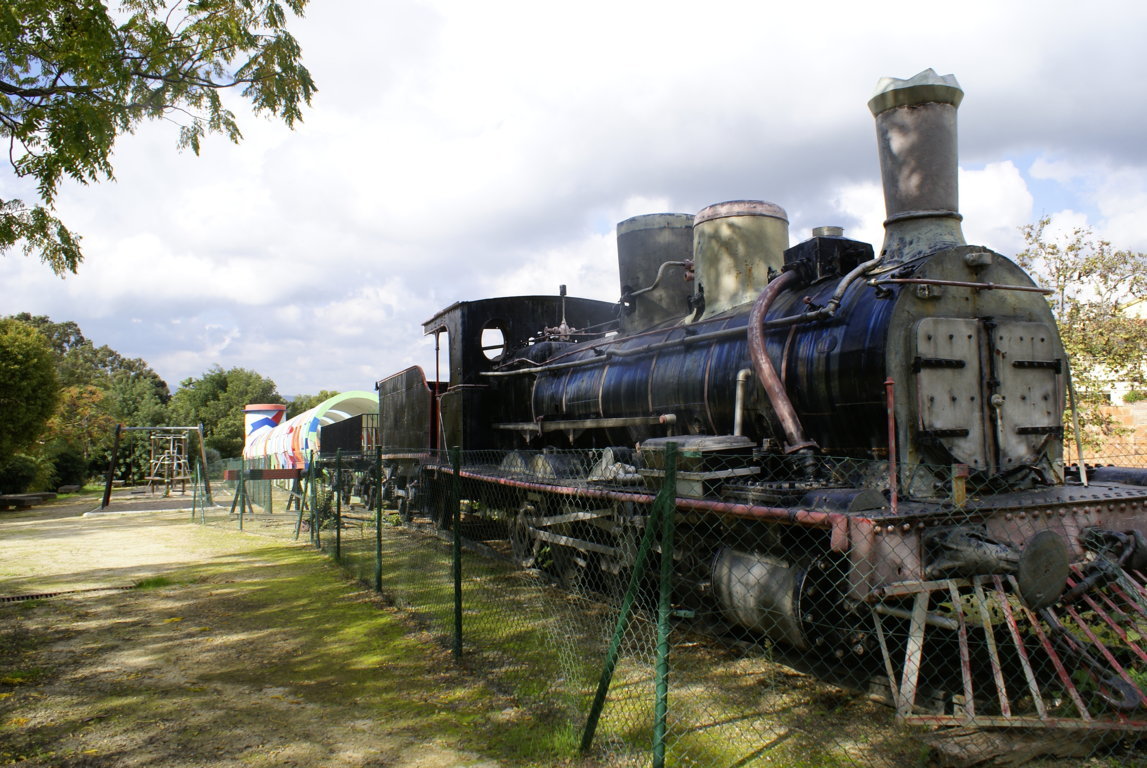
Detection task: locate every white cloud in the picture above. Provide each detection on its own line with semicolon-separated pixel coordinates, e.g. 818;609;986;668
827;181;885;251
1029;156;1147;250
959;161;1034;255
5;0;1147;398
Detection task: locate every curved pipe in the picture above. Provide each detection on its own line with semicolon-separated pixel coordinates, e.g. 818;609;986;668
627;260;691;298
748;270;818;454
762;253;882;329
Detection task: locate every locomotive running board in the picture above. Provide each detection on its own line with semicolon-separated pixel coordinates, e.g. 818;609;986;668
871;567;1147;730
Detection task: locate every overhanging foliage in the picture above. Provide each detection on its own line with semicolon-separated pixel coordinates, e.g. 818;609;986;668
0;0;315;274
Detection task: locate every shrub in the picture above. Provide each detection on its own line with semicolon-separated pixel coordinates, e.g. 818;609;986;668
0;455;42;494
45;442;88;488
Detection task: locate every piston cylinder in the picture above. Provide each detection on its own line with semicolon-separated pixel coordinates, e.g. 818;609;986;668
711;547;808;649
693;201;789;319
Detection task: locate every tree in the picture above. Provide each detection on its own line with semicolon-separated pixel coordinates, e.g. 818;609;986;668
169;365;282;457
1017;217;1147;442
1;0;315;274
43;383;117;462
0;317;59;460
106;365;170;426
4;313;176;484
286;389;340;419
10;313;171;400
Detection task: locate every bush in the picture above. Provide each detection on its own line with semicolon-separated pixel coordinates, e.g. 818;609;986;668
1124;390;1147;404
46;443;88;488
0;454;42;494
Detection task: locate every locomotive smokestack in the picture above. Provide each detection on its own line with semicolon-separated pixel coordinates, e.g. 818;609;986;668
869;69;965;263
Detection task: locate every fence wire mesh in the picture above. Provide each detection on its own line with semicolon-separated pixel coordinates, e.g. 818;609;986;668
191;444;1147;767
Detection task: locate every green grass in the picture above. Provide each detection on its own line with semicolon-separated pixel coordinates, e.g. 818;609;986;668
315;519;964;767
175;536;587;765
132;575;177;590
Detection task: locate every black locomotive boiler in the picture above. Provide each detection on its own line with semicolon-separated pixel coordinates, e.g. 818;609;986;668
365;70;1147;730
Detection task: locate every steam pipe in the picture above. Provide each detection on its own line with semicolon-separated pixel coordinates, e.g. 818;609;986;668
885;378;899;514
627;260;691;298
733;368;753;436
869;277;1053;295
748;271;817;454
1066;363;1089;487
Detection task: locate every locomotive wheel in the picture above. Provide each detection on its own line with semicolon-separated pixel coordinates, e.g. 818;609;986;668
549;544;584;590
511;503;541;567
427;471;451;529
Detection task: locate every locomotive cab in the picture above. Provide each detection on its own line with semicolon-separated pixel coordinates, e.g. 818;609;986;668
422;294;619;451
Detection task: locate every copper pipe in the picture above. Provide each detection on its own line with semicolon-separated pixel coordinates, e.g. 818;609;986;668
748;271;817;454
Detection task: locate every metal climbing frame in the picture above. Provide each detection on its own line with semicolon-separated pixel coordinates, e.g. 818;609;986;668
100;424;213;508
145;431;192;495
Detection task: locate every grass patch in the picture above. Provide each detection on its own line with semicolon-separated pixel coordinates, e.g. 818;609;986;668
0;668;46;687
133;575;177;590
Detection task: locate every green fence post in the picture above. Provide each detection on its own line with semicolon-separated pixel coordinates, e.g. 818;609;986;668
374;445;383;593
238;457;245;531
653;443;677;768
312;458;321;548
581;461;675;753
293;467;307;540
451;445;462;661
335;449;343;561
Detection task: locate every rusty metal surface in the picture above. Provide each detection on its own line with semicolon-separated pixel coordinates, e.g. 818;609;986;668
873;569;1147;729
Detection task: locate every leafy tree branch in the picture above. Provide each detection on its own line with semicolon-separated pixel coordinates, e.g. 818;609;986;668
0;0;315;274
1018;217;1147;444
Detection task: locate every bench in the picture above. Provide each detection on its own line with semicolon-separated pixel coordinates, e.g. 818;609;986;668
0;494;42;511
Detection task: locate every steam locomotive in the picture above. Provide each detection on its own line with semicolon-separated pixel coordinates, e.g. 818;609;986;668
354;70;1147;730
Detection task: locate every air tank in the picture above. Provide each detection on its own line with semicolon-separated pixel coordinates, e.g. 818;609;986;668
616;213;695;333
693;201;789;319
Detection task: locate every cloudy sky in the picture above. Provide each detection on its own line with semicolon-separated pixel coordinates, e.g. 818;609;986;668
3;0;1147;398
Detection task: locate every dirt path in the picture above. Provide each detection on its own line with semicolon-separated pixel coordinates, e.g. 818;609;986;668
0;494;507;768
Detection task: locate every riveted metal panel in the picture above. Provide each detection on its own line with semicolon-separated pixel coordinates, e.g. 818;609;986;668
915;317;988;471
992;321;1062;469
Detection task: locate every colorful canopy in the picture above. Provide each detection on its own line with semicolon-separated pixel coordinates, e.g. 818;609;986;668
242;391;377;469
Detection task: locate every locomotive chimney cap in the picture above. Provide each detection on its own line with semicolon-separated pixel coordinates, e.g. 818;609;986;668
868;69;963;116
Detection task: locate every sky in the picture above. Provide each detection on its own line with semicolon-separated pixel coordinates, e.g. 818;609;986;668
3;0;1147;398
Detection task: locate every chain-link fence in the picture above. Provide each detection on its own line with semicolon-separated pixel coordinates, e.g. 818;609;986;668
191;444;1147;767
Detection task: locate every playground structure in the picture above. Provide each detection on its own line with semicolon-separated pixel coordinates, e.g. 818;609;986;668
100;424;213;508
144;430;193;495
